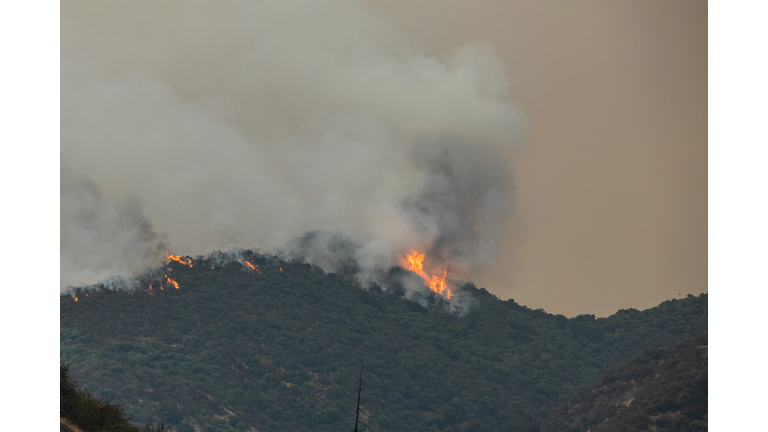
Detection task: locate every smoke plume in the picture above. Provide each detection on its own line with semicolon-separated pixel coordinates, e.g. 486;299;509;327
61;0;524;291
60;174;168;289
403;135;513;276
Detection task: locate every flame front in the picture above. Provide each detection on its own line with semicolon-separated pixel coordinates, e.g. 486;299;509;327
244;261;262;274
428;270;449;297
404;250;428;280
402;250;452;299
166;254;193;267
164;275;180;289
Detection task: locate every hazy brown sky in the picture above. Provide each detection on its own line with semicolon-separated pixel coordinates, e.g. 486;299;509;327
60;0;706;317
371;1;707;316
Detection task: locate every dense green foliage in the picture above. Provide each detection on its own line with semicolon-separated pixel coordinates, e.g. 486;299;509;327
60;251;707;432
60;363;166;432
539;333;708;431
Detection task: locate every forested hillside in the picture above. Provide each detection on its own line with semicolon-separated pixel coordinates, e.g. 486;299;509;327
539;334;708;431
60;251;707;432
60;363;166;432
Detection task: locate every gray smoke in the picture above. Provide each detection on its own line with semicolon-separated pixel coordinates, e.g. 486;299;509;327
60;174;168;289
281;230;360;276
60;0;524;291
280;230;393;289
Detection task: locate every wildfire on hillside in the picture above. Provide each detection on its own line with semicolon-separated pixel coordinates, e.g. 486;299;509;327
400;250;452;299
166;254;193;267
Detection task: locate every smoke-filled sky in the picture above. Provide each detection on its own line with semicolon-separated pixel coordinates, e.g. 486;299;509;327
60;0;706;317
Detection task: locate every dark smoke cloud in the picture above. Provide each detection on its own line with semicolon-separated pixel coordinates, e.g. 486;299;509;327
60;0;524;291
403;135;513;276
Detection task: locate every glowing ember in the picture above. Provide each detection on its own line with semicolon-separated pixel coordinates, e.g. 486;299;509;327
74;297;78;302
166;254;193;267
401;250;452;298
164;275;180;289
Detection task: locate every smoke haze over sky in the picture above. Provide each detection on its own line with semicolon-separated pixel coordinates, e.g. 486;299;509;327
371;0;707;317
60;0;707;317
61;0;524;295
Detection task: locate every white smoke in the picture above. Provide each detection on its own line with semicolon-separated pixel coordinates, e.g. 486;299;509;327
61;0;524;290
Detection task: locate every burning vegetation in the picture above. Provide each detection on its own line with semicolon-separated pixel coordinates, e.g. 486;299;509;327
70;247;459;313
134;252;268;297
401;250;452;299
166;254;193;267
164;275;180;289
244;260;262;274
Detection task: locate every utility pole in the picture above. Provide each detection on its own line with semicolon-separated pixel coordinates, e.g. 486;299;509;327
354;364;363;432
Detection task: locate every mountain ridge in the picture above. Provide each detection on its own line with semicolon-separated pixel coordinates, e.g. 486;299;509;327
61;250;707;432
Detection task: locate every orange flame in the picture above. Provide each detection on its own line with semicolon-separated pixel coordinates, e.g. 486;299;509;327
244;261;262;274
428;270;450;297
74;297;78;302
404;250;428;279
166;254;193;267
401;250;452;298
164;275;180;289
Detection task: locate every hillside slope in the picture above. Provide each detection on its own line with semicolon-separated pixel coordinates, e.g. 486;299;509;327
60;251;707;432
538;333;707;432
60;363;166;432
